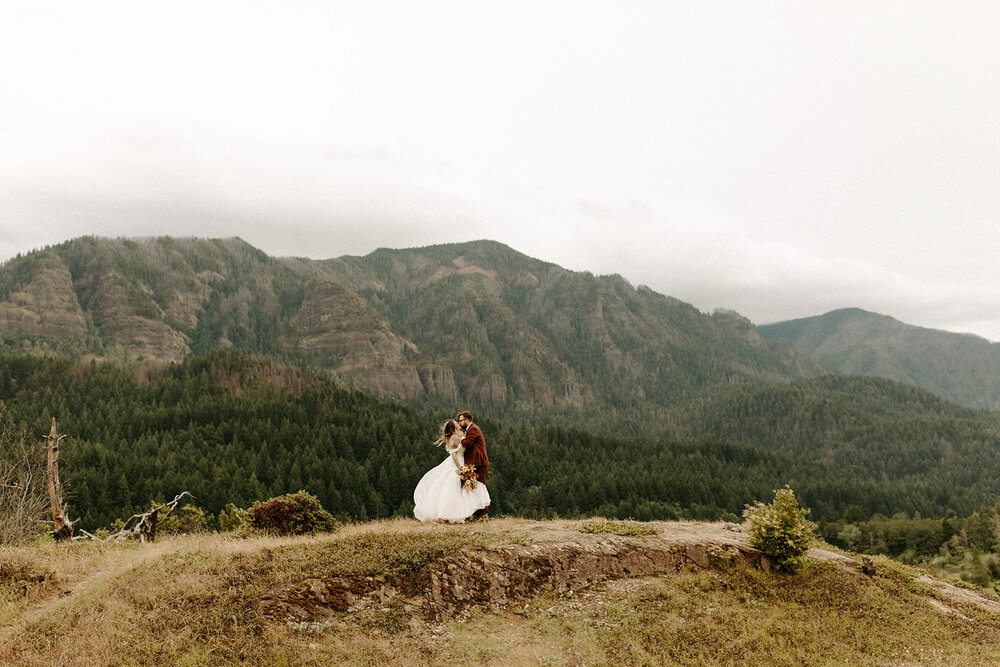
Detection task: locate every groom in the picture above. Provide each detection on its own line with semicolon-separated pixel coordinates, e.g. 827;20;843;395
457;410;489;519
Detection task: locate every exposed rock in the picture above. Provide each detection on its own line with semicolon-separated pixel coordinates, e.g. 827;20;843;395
76;268;191;361
290;279;405;355
261;531;772;624
915;574;1000;615
102;315;190;362
472;373;508;405
560;376;594;408
163;289;207;330
87;272;157;323
452;257;500;295
0;260;87;339
287;279;428;397
418;364;459;400
333;355;426;397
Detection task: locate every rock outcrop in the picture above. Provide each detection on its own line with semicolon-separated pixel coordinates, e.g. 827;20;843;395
0;259;87;340
100;315;190;362
260;528;772;624
286;279;427;397
418;364;459;400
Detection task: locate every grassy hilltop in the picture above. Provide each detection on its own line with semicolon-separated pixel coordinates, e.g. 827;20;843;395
3;518;1000;666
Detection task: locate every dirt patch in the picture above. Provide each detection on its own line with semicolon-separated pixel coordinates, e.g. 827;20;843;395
915;574;1000;614
813;547;1000;617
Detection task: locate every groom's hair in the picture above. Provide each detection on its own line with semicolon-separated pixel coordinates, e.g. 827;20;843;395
457;411;474;422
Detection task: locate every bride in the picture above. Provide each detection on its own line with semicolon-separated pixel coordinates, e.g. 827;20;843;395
413;419;491;522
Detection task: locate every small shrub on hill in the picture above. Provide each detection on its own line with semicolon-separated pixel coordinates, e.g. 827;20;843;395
248;491;339;535
743;485;817;572
158;503;212;535
217;502;250;532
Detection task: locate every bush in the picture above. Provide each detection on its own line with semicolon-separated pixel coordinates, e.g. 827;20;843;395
743;486;817;572
217;503;250;532
158;503;212;535
248;491;339;536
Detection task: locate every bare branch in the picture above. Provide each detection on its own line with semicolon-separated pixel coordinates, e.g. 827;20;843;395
104;491;194;543
0;424;48;546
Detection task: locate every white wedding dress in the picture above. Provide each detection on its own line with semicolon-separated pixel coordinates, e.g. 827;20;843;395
413;438;490;523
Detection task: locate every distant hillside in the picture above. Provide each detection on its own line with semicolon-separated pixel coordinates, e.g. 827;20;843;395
0;352;846;528
0;236;304;362
283;240;826;426
759;308;1000;410
3;352;1000;529
668;374;1000;510
0;236;825;431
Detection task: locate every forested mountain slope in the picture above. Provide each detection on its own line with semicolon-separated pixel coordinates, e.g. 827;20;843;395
668;375;1000;507
284;240;826;427
760;308;1000;410
5;237;1000;527
0;236;825;432
0;236;304;361
3;352;999;531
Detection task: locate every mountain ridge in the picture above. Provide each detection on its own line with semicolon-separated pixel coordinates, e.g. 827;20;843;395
5;236;996;418
760;308;1000;410
0;235;825;430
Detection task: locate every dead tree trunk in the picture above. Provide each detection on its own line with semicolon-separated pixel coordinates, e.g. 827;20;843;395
45;417;75;541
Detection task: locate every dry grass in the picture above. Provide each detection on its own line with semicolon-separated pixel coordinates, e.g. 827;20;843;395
0;519;512;666
2;518;1000;665
578;518;660;537
440;558;1000;666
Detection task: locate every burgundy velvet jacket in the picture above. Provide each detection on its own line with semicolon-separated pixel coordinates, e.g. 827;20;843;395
461;423;489;482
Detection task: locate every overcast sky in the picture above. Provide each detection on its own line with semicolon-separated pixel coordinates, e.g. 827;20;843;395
2;2;999;340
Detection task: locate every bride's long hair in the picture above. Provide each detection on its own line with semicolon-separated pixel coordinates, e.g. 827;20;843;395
434;419;460;447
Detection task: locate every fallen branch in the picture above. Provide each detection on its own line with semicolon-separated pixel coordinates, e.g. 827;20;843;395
114;491;193;543
74;491;193;543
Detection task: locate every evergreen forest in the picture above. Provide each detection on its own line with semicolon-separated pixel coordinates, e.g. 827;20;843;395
3;351;1000;536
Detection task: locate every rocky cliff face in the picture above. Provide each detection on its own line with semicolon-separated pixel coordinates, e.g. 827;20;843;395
285;278;443;398
306;241;820;416
417;364;458;400
0;258;87;340
85;272;189;361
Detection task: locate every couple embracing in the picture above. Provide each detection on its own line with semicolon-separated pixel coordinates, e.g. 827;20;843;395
413;411;491;523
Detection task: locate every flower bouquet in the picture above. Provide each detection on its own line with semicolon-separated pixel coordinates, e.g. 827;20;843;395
457;464;479;490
